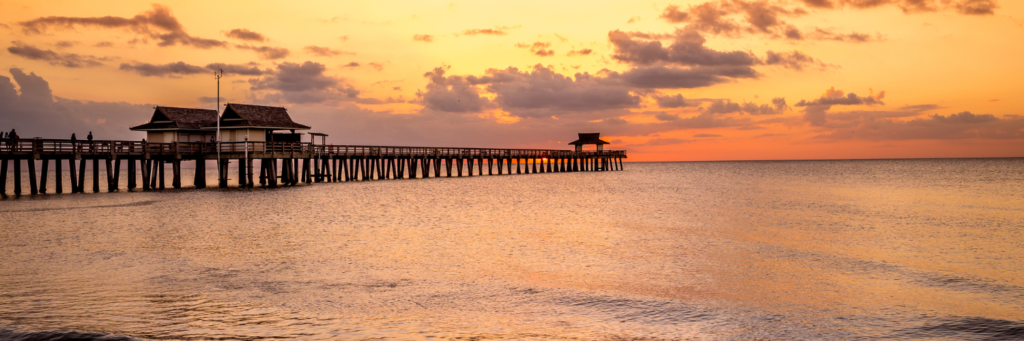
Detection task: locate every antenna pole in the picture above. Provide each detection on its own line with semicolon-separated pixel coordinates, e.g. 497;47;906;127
215;69;223;185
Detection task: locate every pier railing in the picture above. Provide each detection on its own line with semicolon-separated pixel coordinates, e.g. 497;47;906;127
3;138;627;158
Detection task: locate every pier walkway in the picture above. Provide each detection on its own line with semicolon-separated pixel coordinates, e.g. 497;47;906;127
0;139;627;196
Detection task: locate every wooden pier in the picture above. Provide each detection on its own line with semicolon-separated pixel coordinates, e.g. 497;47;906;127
0;139;627;196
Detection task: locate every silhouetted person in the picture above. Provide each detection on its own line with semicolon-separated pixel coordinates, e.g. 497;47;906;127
10;129;18;152
71;133;78;152
87;131;94;151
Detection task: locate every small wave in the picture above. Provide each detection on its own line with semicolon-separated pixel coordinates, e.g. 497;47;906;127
893;316;1024;340
0;200;159;213
0;328;140;341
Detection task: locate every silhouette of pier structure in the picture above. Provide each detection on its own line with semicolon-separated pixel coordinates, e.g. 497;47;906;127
0;104;626;196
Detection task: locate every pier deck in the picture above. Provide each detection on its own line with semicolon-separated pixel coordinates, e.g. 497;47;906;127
0;138;627;196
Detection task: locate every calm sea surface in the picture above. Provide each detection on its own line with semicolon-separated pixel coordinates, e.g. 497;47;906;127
1;159;1023;340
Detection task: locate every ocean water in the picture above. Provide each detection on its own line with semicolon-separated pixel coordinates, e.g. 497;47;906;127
1;159;1022;340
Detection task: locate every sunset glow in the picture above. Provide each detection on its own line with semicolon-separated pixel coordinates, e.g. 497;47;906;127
1;0;1021;161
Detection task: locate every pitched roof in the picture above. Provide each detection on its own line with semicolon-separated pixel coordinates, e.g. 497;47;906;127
217;103;310;130
568;133;609;145
130;106;218;131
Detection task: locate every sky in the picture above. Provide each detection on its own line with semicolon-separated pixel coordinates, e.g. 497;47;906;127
0;0;1021;161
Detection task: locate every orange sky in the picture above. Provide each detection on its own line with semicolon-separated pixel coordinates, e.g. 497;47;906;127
0;0;1021;161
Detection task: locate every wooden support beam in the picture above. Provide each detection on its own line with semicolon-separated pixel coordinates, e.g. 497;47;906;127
434;157;442;178
69;159;79;193
0;158;6;196
105;158;114;192
158;160;165;189
13;159;22;195
259;159;267;186
77;158;86;193
28;158;38;195
39;159;49;194
127;159;135;190
239;158;247;187
92;158;100;193
142;160;151;190
113;158;121;191
268;159;278;187
172;160;181;189
195;159;206;189
55;158;63;194
246;158;254;187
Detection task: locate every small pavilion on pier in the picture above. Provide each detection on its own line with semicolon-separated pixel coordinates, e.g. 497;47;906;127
568;133;610;152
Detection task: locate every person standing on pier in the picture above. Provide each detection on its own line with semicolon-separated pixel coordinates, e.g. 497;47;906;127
71;133;77;152
87;131;94;152
9;129;18;152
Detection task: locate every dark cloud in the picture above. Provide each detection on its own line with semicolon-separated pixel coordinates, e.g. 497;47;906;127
609;29;760;67
0;68;150;140
198;96;225;104
812;111;1023;140
797;87;886;126
655;93;694;108
796;87;885;106
462;28;506;36
610;65;758;89
955;0;998;14
808;28;876;42
235;44;289;59
54;41;77;48
413;34;434;42
414;66;491;113
205;62;265;76
19;4;227;48
119;61;207;77
700;98;787;116
476;65;640;117
224;28;267;42
661;0;993;41
656;113;681;121
765;50;826;70
567;48;593;56
899;104;941;112
7;41;107;68
304;45;353;57
516;42;554;56
94;41;114;47
342;62;360;67
249;61;358;104
694;133;722;137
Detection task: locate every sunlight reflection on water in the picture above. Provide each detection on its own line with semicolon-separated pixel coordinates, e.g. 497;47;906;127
1;159;1023;340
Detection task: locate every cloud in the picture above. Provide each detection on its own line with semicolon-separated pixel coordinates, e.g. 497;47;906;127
119;61;208;77
235;44;289;59
249;61;360;104
7;41;107;68
656;113;680;121
198;96;225;104
807;28;877;42
19;4;227;48
765;50;827;70
812;111;1024;140
414;66;492;113
204;62;265;76
796;86;886;126
94;41;114;47
694;133;722;137
796;87;884;106
516;42;555;56
461;28;507;36
609;29;760;67
413;34;434;42
475;65;640;118
567;48;593;56
368;62;384;71
955;0;998;15
224;28;267;42
609;65;758;88
54;41;77;48
0;68;150;140
304;45;353;57
655;94;694;108
342;62;360;67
